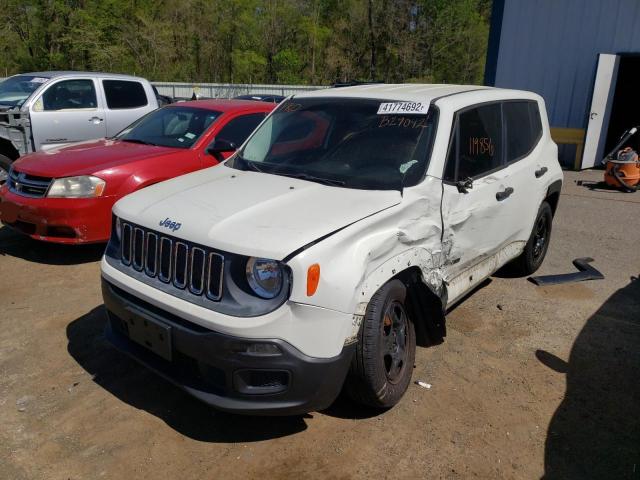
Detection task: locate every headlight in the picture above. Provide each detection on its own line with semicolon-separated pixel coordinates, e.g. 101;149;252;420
47;176;106;198
246;257;283;299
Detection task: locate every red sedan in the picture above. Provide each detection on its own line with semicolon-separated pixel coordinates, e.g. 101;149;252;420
0;100;274;244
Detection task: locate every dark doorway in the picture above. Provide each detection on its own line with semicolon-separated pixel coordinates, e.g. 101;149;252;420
603;55;640;156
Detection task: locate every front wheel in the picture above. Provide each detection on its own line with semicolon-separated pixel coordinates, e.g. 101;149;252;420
0;154;12;185
511;201;553;276
345;279;416;408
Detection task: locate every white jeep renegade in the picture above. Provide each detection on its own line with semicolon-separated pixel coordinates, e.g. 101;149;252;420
101;84;563;415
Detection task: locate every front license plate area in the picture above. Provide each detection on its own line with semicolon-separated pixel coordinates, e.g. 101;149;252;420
125;312;172;361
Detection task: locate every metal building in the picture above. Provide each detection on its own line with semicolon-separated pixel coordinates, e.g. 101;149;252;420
485;0;640;169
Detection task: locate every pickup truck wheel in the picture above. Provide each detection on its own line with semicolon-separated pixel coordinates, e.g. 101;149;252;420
345;279;416;408
0;154;11;185
512;201;553;276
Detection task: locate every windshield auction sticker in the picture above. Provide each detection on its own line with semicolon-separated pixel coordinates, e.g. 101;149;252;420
377;102;429;115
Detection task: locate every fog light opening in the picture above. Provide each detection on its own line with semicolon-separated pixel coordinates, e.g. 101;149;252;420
243;343;281;356
233;369;290;395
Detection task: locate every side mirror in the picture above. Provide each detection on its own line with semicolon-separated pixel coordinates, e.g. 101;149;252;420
206;138;237;159
455;177;473;194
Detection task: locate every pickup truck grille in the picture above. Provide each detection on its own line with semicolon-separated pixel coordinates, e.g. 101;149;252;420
120;222;224;301
7;169;52;198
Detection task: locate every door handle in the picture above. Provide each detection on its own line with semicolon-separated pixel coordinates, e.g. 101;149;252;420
496;187;514;201
535;166;548;178
88;116;104;124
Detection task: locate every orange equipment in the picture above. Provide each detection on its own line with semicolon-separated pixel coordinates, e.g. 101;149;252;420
603;127;640;192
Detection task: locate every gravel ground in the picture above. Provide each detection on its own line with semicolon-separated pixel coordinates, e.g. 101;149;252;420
0;170;638;480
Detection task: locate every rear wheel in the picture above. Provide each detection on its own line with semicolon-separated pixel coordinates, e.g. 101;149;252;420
0;154;12;185
345;279;416;408
512;201;553;275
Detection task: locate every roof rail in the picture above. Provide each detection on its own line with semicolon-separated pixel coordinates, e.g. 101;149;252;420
331;80;385;88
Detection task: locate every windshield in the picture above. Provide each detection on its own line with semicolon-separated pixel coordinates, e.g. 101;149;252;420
117;106;220;148
0;75;49;108
229;97;437;190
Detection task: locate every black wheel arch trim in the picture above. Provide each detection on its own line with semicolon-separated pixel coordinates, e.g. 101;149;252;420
546;179;562;197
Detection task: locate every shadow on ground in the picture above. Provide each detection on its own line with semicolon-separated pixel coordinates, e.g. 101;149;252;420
66;306;308;442
575;179;637;194
0;226;105;265
539;275;640;479
320;391;384;420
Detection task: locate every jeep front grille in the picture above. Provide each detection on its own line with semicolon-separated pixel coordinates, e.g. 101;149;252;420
120;222;224;301
8;169;52;198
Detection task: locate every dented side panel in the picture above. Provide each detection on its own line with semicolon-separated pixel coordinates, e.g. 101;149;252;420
287;176;447;315
445;241;525;306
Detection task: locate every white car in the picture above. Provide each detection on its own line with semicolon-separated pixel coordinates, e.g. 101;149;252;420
0;71;160;183
100;84;563;414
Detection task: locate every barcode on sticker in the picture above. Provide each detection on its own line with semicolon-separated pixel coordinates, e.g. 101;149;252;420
377;102;429;115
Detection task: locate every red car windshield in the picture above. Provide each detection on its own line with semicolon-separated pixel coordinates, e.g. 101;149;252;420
118;106;220;149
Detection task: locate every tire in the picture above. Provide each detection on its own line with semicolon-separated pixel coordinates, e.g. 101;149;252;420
0;154;12;186
345;279;416;408
511;201;553;276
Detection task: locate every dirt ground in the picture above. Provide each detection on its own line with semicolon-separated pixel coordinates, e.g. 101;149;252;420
1;170;639;480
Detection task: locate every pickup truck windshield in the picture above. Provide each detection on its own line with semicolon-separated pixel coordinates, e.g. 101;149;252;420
230;97;437;190
117;106;220;149
0;75;49;108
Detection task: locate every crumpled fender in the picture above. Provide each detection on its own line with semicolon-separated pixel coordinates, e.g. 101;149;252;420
286;177;448;343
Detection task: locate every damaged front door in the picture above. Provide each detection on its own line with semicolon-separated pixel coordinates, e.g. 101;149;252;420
440;102;519;305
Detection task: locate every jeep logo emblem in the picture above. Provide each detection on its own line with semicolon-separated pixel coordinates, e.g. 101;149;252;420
159;217;182;232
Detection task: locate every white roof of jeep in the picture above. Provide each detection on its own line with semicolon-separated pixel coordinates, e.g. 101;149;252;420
293;83;534;104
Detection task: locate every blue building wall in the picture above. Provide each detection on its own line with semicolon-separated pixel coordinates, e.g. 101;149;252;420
485;0;640;129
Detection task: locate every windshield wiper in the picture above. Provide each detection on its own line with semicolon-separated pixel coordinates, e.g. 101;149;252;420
237;157;265;173
233;156;344;186
121;138;158;146
274;171;345;187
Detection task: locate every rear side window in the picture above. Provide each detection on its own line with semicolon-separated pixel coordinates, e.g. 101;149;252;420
103;80;148;109
41;79;97;111
504;101;543;162
214;113;266;146
444;103;503;181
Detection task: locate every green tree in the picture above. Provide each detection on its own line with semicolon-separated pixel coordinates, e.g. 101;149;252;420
0;0;492;86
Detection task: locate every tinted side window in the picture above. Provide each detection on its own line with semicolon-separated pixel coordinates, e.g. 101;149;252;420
42;80;97;111
504;101;542;162
456;104;503;179
215;113;266;146
103;80;148;109
530;102;543;142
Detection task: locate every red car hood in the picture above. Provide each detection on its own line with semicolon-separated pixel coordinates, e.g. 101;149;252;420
13;139;183;178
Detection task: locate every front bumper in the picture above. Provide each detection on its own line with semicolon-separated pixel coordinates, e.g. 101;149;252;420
0;186;114;243
102;278;356;415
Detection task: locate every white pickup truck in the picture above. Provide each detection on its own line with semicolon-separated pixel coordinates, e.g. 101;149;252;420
0;71;159;183
101;84;563;415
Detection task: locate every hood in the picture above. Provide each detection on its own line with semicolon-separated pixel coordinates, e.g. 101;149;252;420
13;139;183;178
114;165;402;260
